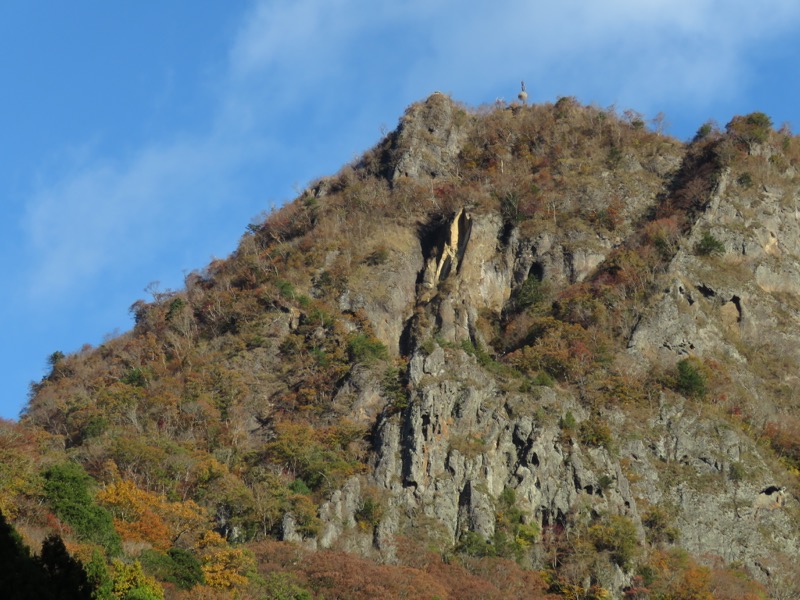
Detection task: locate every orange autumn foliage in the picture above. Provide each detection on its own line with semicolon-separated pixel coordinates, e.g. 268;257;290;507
97;479;207;551
640;549;714;600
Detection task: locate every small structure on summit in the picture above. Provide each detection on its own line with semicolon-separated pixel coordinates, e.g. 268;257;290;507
518;81;528;105
752;485;786;520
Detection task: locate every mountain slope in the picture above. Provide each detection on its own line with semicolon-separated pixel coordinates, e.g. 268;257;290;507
10;94;800;598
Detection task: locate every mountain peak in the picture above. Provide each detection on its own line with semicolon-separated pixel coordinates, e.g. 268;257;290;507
11;95;800;598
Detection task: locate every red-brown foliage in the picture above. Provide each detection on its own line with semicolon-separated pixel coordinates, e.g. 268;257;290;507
252;538;557;600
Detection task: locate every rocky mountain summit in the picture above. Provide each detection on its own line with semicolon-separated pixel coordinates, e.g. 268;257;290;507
11;94;800;598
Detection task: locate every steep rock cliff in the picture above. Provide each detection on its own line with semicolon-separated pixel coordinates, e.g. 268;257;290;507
284;96;800;595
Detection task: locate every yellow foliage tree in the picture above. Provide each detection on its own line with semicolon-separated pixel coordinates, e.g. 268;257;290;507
197;531;255;590
0;420;41;519
110;559;165;599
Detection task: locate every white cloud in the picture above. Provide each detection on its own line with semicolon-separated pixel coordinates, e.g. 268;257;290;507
23;133;254;300
21;0;800;305
224;0;800;120
228;0;437;82
394;0;800;112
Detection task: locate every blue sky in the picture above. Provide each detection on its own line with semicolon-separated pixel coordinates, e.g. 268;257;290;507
3;0;800;419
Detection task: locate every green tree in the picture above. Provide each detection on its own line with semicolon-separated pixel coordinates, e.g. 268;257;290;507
589;515;639;569
43;462;121;555
140;548;204;590
456;531;496;558
693;121;717;142
694;231;725;256
85;550;115;600
347;333;388;364
642;506;679;544
675;358;706;399
726;112;773;151
513;274;548;311
493;487;539;562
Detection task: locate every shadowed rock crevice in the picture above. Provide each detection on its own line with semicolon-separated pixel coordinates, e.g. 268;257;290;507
730;294;743;322
697;283;716;298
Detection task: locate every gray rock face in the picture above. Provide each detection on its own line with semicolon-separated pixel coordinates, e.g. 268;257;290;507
629;165;800;422
370;348;639;548
620;164;800;577
337;224;422;356
390;92;469;182
317;207;647;565
311;182;800;597
617;394;800;575
318;478;362;548
302;100;800;593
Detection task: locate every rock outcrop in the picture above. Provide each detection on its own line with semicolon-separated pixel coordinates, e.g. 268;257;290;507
274;95;800;594
390;92;469;182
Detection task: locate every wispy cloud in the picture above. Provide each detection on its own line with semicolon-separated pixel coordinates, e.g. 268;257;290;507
226;0;800;123
20;0;800;307
22;132;257;301
400;0;800;112
20;1;423;309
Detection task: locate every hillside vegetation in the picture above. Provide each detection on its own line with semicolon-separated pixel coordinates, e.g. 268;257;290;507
4;94;800;598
